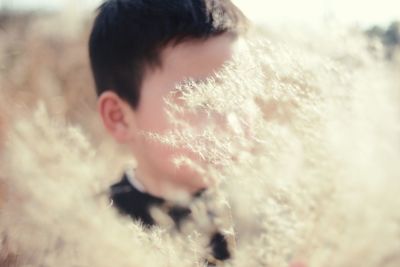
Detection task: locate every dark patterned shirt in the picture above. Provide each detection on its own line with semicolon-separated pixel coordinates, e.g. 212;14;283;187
109;174;231;265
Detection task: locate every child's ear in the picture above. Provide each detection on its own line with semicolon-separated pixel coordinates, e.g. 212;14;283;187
97;91;137;143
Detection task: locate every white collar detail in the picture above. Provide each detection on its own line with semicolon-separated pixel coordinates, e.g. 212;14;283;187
125;168;146;193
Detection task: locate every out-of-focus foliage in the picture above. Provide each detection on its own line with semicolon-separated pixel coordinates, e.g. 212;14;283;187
1;11;400;267
366;21;400;60
0;11;102;139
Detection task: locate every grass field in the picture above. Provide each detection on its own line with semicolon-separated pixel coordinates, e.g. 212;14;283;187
1;11;400;267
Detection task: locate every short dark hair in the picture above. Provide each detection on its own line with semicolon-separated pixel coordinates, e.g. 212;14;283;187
89;0;247;109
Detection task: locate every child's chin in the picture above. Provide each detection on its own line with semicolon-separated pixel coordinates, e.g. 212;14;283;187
163;177;209;201
182;176;211;193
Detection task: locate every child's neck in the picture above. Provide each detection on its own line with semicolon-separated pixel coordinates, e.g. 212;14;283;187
133;167;167;198
133;166;206;200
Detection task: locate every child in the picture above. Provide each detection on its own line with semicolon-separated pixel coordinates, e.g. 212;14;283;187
89;0;247;265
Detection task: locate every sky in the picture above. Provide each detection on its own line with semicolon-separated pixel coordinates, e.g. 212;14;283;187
1;0;400;28
235;0;400;27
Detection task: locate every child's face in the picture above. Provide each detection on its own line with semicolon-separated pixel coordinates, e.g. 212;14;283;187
99;33;239;196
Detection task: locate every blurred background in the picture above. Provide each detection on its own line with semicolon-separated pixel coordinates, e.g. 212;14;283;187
1;0;400;27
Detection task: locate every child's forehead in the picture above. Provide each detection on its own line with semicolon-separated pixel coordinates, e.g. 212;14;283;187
163;33;238;56
140;34;242;100
157;33;240;80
